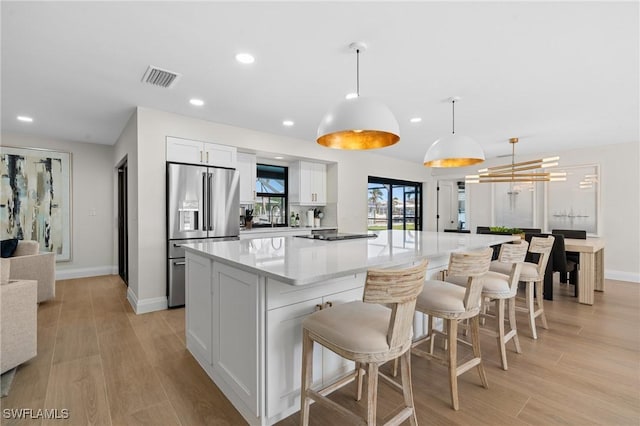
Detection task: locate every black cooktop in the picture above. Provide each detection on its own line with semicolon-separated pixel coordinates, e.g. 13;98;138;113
295;232;377;241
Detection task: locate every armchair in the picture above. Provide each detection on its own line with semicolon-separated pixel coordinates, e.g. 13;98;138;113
8;240;55;303
1;258;37;374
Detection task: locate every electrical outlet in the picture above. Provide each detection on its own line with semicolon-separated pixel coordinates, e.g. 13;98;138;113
89;208;97;216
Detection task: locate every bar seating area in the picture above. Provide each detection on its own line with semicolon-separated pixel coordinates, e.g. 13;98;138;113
300;232;603;420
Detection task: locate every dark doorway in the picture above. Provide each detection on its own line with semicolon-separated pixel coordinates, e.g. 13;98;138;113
117;159;128;285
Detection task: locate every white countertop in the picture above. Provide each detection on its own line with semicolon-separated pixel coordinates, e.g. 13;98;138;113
183;230;518;286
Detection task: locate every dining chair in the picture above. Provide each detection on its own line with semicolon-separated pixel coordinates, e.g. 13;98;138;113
411;248;493;410
300;260;428;426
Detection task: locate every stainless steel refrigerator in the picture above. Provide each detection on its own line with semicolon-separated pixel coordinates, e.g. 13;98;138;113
167;162;240;307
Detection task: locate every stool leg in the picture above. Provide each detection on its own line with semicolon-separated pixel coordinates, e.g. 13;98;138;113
471;315;489;389
300;329;313;426
356;362;364;401
508;297;522;354
535;281;549;330
400;350;418;426
367;362;379;425
428;314;435;354
446;319;459;410
526;281;538;339
496;298;508;371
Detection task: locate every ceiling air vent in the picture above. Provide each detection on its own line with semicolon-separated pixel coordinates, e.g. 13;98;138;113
141;65;181;88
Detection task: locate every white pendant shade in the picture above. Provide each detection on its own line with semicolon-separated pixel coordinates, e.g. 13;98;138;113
317;96;400;150
423;134;485;167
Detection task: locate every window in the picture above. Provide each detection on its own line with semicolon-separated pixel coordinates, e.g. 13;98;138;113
253;164;288;227
368;177;422;231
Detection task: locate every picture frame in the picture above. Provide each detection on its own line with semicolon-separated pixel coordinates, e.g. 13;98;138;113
544;164;600;236
0;146;72;261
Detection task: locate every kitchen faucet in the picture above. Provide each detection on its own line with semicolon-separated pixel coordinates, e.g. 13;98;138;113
270;205;281;227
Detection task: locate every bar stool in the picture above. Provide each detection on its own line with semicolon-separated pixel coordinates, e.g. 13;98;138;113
300;260;428;426
411;248;493;410
490;236;554;339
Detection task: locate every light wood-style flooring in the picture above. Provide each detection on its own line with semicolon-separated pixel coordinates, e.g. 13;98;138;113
1;276;639;425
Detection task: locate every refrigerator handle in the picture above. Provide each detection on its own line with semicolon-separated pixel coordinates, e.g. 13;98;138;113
208;173;213;231
202;172;208;232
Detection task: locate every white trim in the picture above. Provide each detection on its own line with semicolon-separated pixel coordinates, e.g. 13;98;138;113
605;270;640;283
55;265;117;280
127;288;168;314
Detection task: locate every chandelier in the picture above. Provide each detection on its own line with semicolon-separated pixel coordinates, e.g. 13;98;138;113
465;138;566;184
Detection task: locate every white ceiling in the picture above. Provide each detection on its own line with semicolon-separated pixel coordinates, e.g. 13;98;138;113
2;1;638;164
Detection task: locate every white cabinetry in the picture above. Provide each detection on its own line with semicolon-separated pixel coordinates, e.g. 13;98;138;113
265;276;364;422
166;136;237;168
237;152;257;204
289;161;326;206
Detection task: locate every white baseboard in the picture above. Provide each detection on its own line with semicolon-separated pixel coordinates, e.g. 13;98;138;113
126;288;168;314
55;265;118;280
605;270;640;283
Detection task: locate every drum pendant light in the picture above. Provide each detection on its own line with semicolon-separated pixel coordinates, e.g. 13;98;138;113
317;42;400;150
424;97;485;167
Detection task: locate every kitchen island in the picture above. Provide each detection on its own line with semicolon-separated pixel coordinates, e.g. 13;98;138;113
183;230;517;426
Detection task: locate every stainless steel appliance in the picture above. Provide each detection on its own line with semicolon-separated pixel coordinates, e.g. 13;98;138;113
167;162;240;307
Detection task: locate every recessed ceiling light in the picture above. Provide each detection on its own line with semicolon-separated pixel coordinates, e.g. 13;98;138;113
282;120;294;127
274;156;284;160
235;53;255;64
345;93;358;100
189;98;204;106
17;116;33;123
410;117;422;123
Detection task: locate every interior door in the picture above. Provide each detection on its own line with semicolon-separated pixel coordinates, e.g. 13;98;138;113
437;180;457;231
117;160;128;284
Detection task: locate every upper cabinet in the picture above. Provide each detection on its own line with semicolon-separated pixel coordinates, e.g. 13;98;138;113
166;136;237;169
237;152;257;204
289;161;326;206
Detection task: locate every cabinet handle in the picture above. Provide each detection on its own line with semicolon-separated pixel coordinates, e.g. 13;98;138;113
315;304;323;311
206;151;209;163
200;150;204;163
324;301;333;308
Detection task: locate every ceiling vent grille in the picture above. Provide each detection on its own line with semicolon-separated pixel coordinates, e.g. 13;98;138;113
141;65;181;88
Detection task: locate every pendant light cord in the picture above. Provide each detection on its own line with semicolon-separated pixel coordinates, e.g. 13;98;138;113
452;99;456;134
356;49;360;97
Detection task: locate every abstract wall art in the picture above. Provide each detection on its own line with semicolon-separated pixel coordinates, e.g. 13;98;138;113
0;146;72;261
545;164;600;236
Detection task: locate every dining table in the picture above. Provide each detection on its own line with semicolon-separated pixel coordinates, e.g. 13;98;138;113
564;237;605;305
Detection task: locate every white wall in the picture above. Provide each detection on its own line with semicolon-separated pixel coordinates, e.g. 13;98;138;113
429;141;640;282
113;111;140;308
2;132;115;279
132;107;431;311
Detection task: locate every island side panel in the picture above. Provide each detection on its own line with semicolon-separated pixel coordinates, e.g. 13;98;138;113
213;261;261;418
185;252;213;366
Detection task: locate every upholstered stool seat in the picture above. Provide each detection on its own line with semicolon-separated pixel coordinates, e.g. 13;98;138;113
446;271;511;298
416;280;469;316
303;301;403;357
490;261;537;281
300;260;428;426
412;248;493;410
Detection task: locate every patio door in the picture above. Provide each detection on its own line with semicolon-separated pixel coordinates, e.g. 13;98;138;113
367;177;422;231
